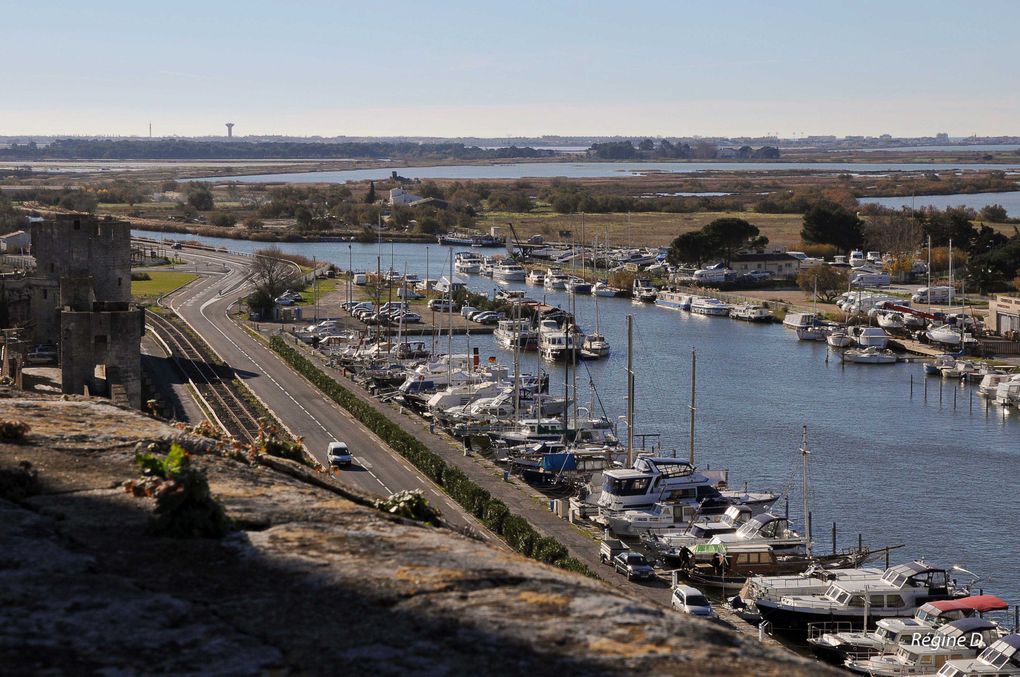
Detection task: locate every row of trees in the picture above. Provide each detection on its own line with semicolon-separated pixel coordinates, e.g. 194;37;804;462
587;140;780;161
0;139;557;161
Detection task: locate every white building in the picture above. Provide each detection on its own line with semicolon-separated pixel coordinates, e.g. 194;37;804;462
389;188;423;206
0;230;31;254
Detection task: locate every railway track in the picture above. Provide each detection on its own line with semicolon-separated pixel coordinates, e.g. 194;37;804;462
145;309;262;443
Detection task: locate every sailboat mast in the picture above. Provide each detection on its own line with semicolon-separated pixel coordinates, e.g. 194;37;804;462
447;250;453;386
626;314;634;466
513;302;521;423
927;235;932;315
801;425;812;558
688;348;697;465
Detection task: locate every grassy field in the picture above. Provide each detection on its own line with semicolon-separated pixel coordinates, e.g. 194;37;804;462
132;271;199;300
297;277;339;304
482;207;806;247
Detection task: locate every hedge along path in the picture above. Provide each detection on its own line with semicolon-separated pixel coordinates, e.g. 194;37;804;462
269;335;595;577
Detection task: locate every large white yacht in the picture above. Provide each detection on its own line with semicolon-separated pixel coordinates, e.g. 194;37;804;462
846;619;1005;676
754;561;970;634
494;318;537;350
454;251;482;274
691;297;732;316
544;268;569;289
538;318;582;361
492;259;526;282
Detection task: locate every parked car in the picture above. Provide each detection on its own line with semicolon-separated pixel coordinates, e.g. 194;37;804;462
471;311;502;325
670;585;715;617
427;299;458;312
612;551;655;581
275;295;295;306
326;441;352;467
388;311;422;324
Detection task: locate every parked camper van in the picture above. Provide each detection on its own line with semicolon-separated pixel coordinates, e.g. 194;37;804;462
912;286;953;304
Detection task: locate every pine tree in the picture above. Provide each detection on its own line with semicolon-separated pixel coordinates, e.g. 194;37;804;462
365;181;377;204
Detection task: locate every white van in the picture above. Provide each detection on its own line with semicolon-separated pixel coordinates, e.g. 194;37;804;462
851;271;890;287
911;286;953;304
353;273;368;286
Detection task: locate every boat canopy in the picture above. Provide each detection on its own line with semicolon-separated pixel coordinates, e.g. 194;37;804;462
941;617;997;635
688;543;727;556
926;595;1009;614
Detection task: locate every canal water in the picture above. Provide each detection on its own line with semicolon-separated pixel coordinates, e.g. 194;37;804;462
136;230;1020;607
862;190;1020;218
201;160;1020;184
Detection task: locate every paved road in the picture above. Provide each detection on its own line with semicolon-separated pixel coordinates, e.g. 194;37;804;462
161;247;476;529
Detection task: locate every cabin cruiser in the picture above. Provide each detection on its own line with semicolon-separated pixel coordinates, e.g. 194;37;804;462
492;260;527;282
544;269;569;289
736;565;888;623
978;372;1014;398
638;504;754;544
488;416;617;448
729;303;773;322
848;325;890;348
454;252;483;274
580;333;610;359
566;277;593;295
784;312;819;331
690;297;732;316
538;319;582;361
933;634;1020;676
708;514;805;555
494;318;538;351
797;323;834;341
632;278;657;302
846;619;1005;676
644;509;793;556
595;456;773;517
592;281;621;297
841;347;897;364
656;290;691;311
994;375;1020;407
754;560;970;634
526;268;545;285
808;595;1009;665
928;323;968;347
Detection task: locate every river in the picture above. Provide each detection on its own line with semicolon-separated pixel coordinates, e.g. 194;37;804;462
135;229;1020;608
200;161;1020;184
862;191;1020;218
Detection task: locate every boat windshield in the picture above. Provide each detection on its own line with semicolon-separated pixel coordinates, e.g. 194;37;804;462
602;476;651;496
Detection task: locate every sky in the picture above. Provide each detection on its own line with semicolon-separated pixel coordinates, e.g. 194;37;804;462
3;0;1018;138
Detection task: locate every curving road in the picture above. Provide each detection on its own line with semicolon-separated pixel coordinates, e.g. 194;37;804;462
160;246;475;528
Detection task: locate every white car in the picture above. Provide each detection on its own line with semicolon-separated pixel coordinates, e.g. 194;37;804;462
671;585;715;618
326;441;352;467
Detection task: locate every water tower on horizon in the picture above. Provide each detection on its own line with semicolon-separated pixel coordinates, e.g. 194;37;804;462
225;122;235;138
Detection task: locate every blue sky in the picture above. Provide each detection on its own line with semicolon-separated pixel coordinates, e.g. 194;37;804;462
3;0;1017;137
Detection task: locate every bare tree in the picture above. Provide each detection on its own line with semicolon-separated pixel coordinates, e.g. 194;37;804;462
249;246;299;299
862;209;923;255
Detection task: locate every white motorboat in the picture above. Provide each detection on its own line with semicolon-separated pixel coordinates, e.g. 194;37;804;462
580;332;610;359
544;269;569;289
492;260;527;282
994;375;1020;406
729;302;773;322
940;360;979;380
933;635;1020;676
826;329;853;348
845;619;1004;676
596;456;729;513
923;354;958;375
754;560;971;634
841;347;897;364
537;318;582;361
848;325;890;348
927;323;967;347
632;278;657;302
526;268;545;285
493;318;537;351
691;297;732;316
876;311;906;332
783;312;819;330
592;281;622;297
978;372;1014;398
454;252;483;274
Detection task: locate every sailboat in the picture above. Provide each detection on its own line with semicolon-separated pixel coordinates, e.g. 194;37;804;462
797;276;832;341
581;292;611;359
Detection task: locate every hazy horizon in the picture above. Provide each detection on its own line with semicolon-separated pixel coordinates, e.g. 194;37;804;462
5;1;1018;138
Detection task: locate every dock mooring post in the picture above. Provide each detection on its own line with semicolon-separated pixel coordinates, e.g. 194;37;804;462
910;374;913;398
832;522;836;555
924;376;928;401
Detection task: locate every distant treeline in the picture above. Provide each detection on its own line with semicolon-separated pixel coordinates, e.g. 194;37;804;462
587;139;781;160
0;139;557;161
